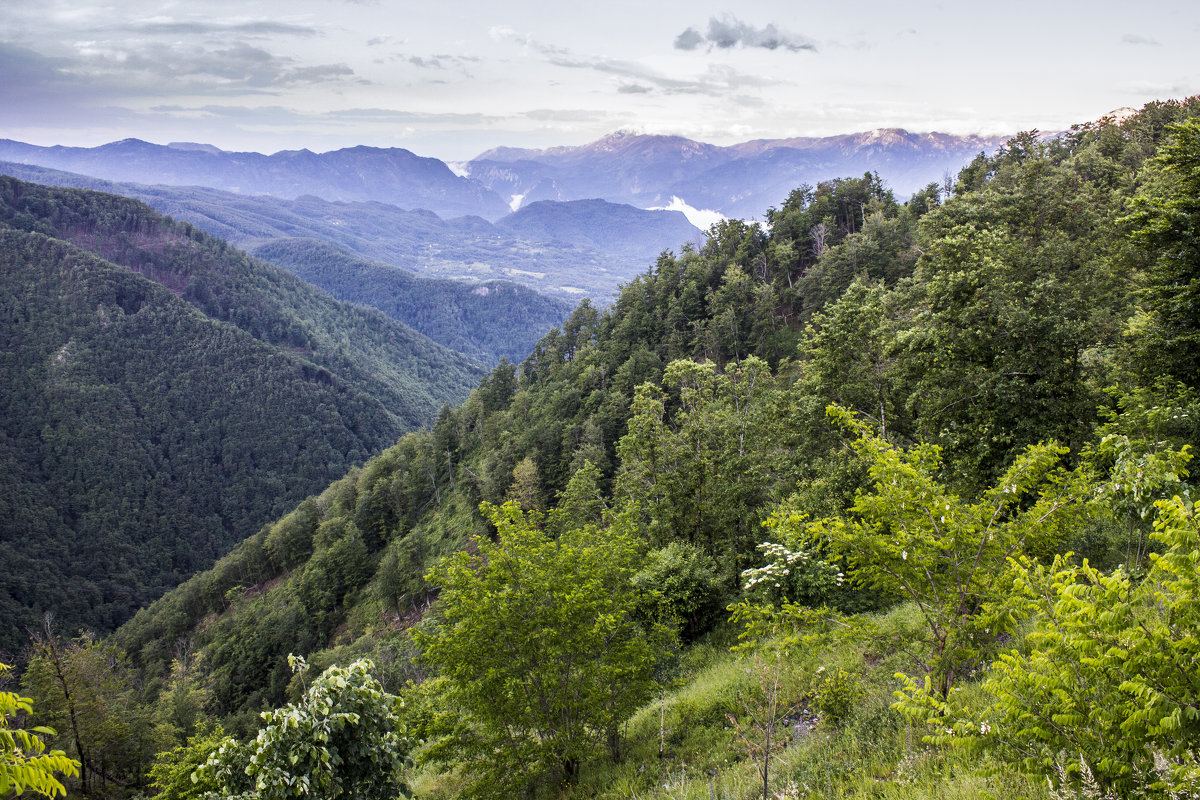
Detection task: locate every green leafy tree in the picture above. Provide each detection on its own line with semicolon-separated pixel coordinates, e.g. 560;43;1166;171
899;494;1200;798
146;724;228;800
1128;118;1200;387
196;657;411;800
21;631;162;797
780;407;1090;696
615;357;793;582
1;663;78;798
416;500;670;795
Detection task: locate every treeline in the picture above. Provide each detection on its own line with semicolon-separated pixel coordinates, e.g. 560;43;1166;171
11;98;1200;799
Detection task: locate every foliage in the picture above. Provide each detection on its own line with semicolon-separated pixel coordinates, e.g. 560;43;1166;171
0;176;483;649
813;667;866;726
1086;383;1196;570
0;663;78;798
416;500;671;795
616;357;800;585
898;494;1200;798
1127;119;1200;388
196;657;411;800
791;407;1092;696
631;541;725;642
21;631;162;797
11;98;1200;800
146;724;229;800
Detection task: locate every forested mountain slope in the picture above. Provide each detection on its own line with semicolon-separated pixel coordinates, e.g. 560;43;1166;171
250;238;570;365
0;177;484;654
17;98;1200;800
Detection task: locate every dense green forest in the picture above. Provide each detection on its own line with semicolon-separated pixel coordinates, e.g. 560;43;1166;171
250;238;570;365
0;178;484;654
6;99;1200;800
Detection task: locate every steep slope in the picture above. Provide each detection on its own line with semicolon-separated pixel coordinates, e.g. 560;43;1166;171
0;177;485;653
0;138;511;220
250;238;571;365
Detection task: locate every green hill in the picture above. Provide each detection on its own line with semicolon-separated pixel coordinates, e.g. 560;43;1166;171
0;177;485;654
250;238;570;365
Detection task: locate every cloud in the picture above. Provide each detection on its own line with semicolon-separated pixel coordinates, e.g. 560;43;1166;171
2;38;365;99
118;20;320;37
551;54;777;95
1121;34;1160;46
409;56;445;69
674;28;704;50
490;27;781;97
407;54;479;71
674;15;817;53
1115;79;1182;95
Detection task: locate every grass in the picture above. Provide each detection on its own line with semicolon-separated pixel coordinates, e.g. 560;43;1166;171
555;603;1051;800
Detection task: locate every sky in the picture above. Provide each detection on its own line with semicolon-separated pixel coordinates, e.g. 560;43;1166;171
2;0;1198;161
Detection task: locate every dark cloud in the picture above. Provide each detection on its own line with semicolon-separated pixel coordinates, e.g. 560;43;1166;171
674;15;817;53
0;38;363;111
108;41;362;89
674;28;704;50
1121;34;1160;46
618;83;653;94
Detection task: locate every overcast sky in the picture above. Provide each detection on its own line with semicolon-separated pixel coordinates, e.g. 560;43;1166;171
2;0;1197;160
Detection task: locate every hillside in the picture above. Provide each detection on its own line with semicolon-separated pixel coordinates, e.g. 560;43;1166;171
14;98;1200;800
250;238;572;365
495;198;701;265
0;177;485;654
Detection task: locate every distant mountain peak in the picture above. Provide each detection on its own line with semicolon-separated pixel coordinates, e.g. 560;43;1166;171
167;142;224;154
1101;107;1140;124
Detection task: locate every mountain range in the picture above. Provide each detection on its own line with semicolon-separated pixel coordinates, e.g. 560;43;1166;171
467;128;1011;219
0;127;1009;228
0;138;511;220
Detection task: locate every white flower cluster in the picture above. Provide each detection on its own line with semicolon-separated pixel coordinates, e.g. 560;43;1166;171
740;541;809;590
